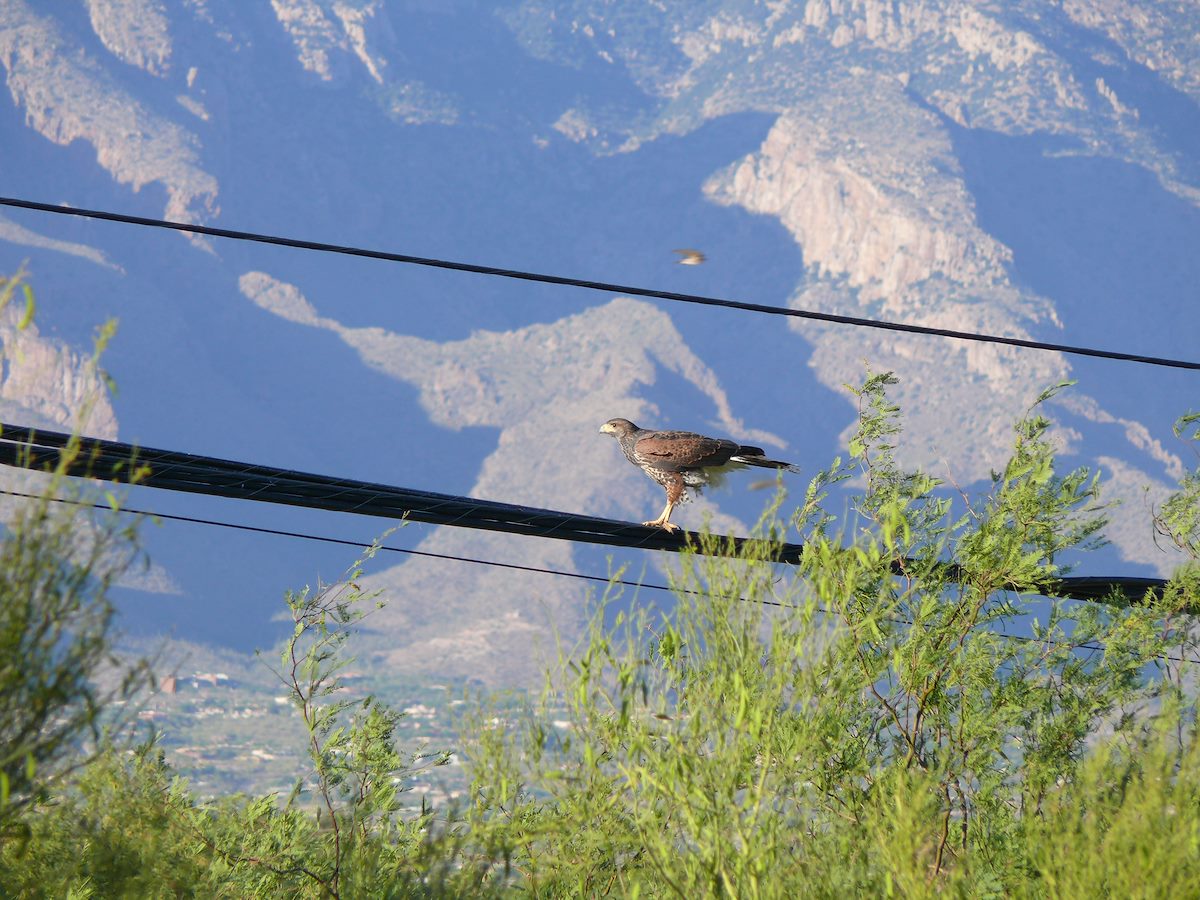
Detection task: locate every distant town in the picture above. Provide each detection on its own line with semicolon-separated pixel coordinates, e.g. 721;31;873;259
128;666;485;809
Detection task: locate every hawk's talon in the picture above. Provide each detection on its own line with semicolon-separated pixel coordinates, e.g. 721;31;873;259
642;519;681;533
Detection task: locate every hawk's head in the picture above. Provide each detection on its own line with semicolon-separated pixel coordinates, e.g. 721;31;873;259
599;418;638;437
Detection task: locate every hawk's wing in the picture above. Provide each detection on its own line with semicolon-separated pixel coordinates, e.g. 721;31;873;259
633;431;738;471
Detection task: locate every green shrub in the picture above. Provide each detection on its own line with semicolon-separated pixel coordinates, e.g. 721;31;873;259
459;375;1200;897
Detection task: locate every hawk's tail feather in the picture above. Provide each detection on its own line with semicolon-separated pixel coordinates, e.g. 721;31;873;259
731;450;801;474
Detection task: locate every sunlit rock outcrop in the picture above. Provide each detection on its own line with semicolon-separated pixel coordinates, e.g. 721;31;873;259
0;298;180;595
84;0;172;76
0;1;217;223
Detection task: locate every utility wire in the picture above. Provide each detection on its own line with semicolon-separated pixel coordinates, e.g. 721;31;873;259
2;196;1198;372
0;421;1172;607
0;488;707;603
4;486;1194;666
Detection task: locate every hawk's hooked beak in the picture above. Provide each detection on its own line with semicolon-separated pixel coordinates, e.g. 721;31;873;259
599;422;614;434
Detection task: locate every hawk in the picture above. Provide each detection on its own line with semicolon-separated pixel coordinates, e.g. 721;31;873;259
599;417;800;532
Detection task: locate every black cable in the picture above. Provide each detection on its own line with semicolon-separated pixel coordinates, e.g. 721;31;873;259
2;196;1198;372
1;487;717;603
0;424;805;559
4;487;1194;666
0;421;1173;606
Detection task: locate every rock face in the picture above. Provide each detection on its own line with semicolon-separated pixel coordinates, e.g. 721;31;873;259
1061;0;1200;103
708;79;1012;301
270;0;387;84
703;73;1068;482
241;272;777;683
83;0;173;76
0;302;117;440
0;1;217;223
268;0;458;123
0;292;181;596
0;216;120;272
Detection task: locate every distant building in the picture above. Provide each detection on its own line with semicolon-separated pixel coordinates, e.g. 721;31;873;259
191;672;233;689
160;675;177;694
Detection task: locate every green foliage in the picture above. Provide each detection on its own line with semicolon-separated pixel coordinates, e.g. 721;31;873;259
457;373;1200;896
1022;698;1200;898
0;481;147;827
0;268;36;333
1155;411;1200;560
1;545;471;898
255;541;457;897
0;742;211;897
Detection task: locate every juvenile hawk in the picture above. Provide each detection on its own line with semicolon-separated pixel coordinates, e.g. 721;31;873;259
599;417;799;532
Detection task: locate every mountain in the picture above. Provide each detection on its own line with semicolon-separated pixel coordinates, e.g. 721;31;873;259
0;0;1195;686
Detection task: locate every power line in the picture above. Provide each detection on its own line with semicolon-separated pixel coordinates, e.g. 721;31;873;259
1;487;711;603
2;196;1198;372
5;487;1194;666
0;421;1173;608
